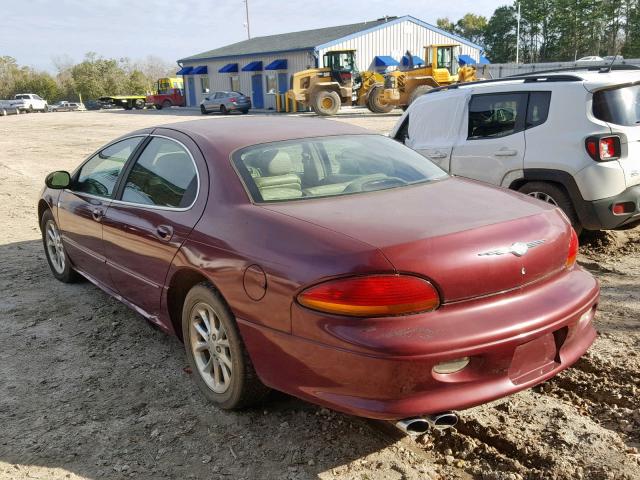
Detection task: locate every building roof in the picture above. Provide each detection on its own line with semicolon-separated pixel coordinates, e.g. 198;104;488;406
178;15;483;63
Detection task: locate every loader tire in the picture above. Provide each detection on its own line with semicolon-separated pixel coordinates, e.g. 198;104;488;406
366;86;394;113
408;85;433;107
311;90;341;116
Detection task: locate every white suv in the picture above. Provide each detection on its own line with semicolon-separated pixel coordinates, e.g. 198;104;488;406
391;68;640;232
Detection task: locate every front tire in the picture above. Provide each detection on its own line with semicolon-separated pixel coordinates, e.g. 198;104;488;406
366;85;394;113
518;181;583;234
41;210;78;283
311;90;341;116
162;100;172;109
182;283;270;409
200;105;208;115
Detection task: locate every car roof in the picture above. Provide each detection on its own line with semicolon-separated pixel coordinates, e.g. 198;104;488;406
149;117;372;156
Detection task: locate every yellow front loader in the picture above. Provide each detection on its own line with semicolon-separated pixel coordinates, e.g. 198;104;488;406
382;44;478;109
286;50;389;116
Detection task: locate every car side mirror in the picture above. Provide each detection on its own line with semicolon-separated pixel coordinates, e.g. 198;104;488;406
45;171;71;189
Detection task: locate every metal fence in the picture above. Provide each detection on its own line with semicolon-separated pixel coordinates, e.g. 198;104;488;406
482;59;640;78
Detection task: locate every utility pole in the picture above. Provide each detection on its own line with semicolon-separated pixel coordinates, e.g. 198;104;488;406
515;1;521;64
244;0;251;39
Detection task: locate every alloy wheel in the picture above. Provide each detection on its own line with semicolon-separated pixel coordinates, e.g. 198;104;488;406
45;220;65;274
527;191;558;206
189;302;233;393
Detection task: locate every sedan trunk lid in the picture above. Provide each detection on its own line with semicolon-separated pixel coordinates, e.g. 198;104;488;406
263;178;572;302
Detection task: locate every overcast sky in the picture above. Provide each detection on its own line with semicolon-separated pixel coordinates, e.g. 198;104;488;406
2;0;507;72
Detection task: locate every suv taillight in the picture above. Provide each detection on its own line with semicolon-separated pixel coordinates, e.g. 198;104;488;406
585;135;621;161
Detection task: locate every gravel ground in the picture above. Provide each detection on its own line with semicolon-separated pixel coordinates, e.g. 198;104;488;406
0;109;638;480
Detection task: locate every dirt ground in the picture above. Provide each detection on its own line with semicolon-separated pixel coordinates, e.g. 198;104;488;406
0;109;638;480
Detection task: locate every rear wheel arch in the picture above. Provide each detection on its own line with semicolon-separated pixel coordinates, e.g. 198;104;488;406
166;268;229;341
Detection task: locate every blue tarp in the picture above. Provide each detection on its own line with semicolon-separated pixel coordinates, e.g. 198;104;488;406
176;66;193;75
242;61;263;71
218;63;239;73
401;55;425;66
458;55;476;65
374;56;400;67
192;66;208;74
479;55;491;64
265;59;288;70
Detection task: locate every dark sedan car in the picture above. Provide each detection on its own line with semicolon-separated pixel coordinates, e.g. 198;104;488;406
200;91;251;115
39;118;598;432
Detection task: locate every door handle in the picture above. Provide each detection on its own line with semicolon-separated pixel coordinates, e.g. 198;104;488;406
91;207;104;222
156;224;174;241
428;151;448;159
494;149;518;157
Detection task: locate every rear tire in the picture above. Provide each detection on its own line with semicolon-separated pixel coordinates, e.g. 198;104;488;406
220;105;229;115
41;209;79;283
0;109;6;116
311;90;341;116
155;103;162;110
42;104;48;113
408;85;433;107
366;85;394;113
182;283;270;409
518;182;583;234
241;109;249;114
162;100;172;109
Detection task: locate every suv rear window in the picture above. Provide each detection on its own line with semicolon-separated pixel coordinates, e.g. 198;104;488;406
233;135;447;203
593;84;640;126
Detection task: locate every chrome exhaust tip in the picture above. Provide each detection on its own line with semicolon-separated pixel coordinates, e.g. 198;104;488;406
393;411;458;437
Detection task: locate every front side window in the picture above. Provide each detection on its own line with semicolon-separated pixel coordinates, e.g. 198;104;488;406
233;135;447;203
121;137;198;208
74;137;142;197
593;84;640;126
468;93;527;140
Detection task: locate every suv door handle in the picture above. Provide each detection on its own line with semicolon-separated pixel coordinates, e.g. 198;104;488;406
91;207;104;222
428;151;448;159
156;224;174;241
494;149;518;157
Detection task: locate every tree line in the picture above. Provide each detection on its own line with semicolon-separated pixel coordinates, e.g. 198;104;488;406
0;53;176;102
437;0;640;63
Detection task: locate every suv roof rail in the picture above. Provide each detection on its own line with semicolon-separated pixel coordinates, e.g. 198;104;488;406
423;74;583;95
513;64;640;76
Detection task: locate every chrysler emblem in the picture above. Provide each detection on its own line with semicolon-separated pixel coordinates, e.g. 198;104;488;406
478;240;545;257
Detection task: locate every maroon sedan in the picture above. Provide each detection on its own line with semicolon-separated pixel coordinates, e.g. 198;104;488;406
39;117;598;431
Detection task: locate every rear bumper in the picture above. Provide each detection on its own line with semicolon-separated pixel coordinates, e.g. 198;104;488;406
227;103;251;111
587;184;640;230
238;267;599;420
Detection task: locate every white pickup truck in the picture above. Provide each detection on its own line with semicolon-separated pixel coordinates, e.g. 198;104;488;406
12;93;48;112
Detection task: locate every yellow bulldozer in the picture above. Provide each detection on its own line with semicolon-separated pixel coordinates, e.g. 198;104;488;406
286;50;388;116
378;44;479;110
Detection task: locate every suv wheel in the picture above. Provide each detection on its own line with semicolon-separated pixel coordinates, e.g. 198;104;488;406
518;182;582;234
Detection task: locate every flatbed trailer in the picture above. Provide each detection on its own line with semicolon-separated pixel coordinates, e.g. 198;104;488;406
99;95;147;110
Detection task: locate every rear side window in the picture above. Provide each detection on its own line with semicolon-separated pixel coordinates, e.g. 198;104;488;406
121;137;198;208
526;92;551;129
468;93;527;139
394;116;410;144
75;137;142;198
593;84;640;126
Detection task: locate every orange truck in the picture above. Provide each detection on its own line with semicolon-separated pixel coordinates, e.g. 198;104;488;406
146;77;185;109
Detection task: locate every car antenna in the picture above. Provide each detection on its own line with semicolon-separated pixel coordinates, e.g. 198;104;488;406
602;47;621;73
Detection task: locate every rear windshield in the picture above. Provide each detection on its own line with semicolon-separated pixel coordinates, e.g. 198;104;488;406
232;135;447;203
593;84;640;126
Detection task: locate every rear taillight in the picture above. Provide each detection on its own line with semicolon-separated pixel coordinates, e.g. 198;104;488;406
566;228;578;268
229;97;237;103
585;135;621;161
297;274;440;317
